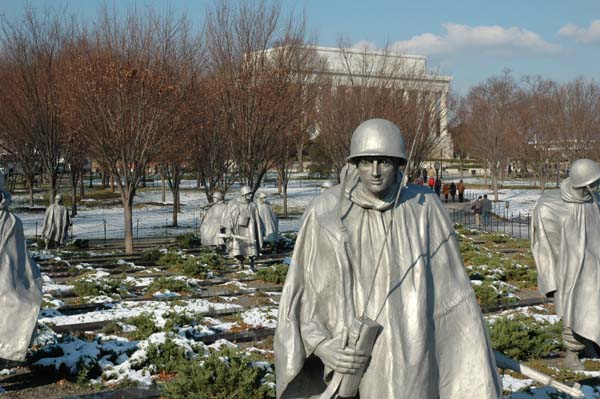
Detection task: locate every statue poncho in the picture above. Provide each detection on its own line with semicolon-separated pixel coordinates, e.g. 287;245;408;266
41;202;70;245
200;201;228;246
531;177;600;347
275;170;501;399
257;199;278;243
223;197;263;257
0;191;43;361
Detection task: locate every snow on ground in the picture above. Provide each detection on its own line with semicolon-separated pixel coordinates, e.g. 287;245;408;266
14;178;322;239
38;298;241;326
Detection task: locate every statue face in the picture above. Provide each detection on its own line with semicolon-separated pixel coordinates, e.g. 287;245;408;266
243;193;253;202
356;157;398;198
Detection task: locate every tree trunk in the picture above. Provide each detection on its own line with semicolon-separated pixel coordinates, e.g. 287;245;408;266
297;144;304;172
89;169;93;189
172;187;179;227
283;176;289;218
48;170;57;205
161;174;166;203
27;175;34;207
142;169;146;188
492;167;499;201
80;172;85;198
71;170;78;217
123;195;134;254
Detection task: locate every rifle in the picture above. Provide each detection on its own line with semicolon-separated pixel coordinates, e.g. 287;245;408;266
494;351;584;398
217;233;250;241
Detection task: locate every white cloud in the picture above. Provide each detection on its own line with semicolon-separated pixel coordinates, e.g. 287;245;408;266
558;20;600;43
385;23;561;56
351;40;378;51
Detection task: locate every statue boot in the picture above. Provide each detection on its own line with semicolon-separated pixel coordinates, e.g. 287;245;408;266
563;350;584;371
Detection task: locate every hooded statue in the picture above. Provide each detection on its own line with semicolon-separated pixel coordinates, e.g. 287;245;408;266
41;194;71;248
222;186;263;265
275;119;501;398
256;192;278;244
0;177;43;361
200;192;228;247
531;158;600;369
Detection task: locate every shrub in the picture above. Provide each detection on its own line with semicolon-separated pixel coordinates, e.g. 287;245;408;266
145;277;192;296
145;338;190;374
126;313;159;340
162;348;275;399
175;233;202;249
256;264;288;284
169;257;209;279
489;314;562;361
72;278;128;298
140;248;162;265
473;281;516;307
157;252;185;268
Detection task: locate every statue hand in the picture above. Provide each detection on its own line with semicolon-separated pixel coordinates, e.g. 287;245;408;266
314;338;368;375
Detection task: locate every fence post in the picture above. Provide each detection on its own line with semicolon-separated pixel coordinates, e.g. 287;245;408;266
35;221;38;240
103;219;107;244
518;212;521;239
165;218;168;239
511;213;514;237
136;219;139;240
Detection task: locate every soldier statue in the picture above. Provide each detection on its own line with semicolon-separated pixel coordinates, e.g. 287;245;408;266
275;119;501;398
0;174;42;365
256;192;278;245
199;191;228;247
222;185;262;269
41;193;71;250
532;158;600;370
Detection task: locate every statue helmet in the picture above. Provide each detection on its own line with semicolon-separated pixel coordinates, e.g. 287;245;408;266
569;158;600;188
257;192;267;199
346;119;407;164
55;193;63;202
212;191;223;201
240;185;253;196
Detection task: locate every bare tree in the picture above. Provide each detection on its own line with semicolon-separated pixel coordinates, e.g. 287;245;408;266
461;72;519;200
205;0;319;193
512;76;561;192
65;8;198;253
313;42;448;179
0;8;73;204
0;65;40;204
557;78;600;161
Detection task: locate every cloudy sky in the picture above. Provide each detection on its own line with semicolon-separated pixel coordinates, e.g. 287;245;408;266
2;0;599;92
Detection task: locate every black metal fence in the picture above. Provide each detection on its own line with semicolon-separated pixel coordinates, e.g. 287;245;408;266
33;216;203;244
447;190;532;240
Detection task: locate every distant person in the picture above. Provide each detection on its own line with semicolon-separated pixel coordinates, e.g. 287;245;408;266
472;196;483;227
458;180;466;202
428;176;435;190
41;194;71;251
450;182;457;202
481;194;493;226
434;178;442;196
442;182;450;202
0;175;42;364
